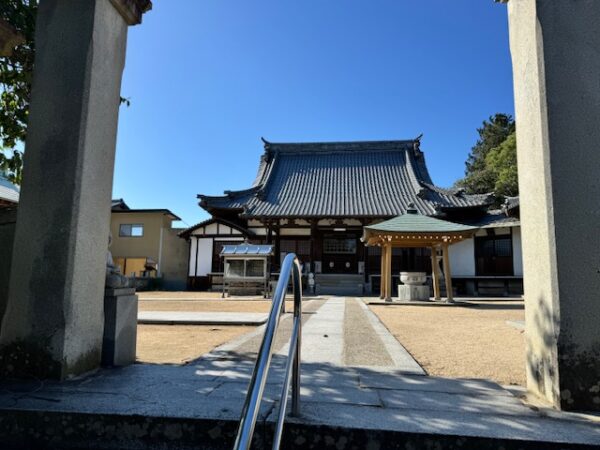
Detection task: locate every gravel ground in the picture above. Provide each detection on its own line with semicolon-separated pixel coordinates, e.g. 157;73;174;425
344;299;393;366
369;300;526;386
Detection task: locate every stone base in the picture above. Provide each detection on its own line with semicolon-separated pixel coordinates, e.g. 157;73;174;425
397;285;430;302
102;288;138;367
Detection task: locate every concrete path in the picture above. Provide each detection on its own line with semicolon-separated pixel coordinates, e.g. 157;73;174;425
230;296;423;373
138;311;268;325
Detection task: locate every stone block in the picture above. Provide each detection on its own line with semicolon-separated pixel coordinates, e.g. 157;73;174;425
0;209;16;330
397;285;429;301
102;290;138;366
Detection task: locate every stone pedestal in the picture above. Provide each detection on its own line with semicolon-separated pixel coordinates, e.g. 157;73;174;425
102;288;138;367
507;0;600;411
0;0;149;380
397;285;430;302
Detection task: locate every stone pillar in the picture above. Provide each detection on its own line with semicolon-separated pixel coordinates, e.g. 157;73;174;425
0;0;150;380
507;0;600;411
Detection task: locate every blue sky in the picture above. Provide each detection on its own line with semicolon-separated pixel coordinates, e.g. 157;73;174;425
113;0;515;227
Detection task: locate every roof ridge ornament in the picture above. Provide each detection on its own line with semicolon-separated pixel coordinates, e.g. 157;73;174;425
406;203;418;215
413;133;424;153
261;137;271;150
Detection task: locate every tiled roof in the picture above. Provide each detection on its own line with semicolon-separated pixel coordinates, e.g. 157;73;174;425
462;211;520;229
199;139;494;218
0;175;19;204
502;196;519;214
111;198;130;211
365;210;477;234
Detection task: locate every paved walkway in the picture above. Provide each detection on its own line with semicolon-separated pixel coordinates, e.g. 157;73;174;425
1;297;599;448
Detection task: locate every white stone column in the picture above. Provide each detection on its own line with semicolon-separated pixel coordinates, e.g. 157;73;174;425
0;0;150;379
507;0;600;411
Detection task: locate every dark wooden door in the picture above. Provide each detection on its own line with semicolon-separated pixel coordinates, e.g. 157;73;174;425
475;235;514;276
322;234;358;274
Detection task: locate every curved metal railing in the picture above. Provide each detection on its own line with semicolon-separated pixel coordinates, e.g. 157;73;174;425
233;253;303;450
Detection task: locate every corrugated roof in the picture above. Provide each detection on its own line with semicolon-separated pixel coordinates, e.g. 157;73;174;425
0;175;19;204
199;139;493;218
220;244;273;256
365;210;477;234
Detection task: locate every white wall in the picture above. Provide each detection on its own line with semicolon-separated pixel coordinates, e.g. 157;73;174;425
448;238;476;276
188;237;197;277
512;226;523;276
196;238;213;276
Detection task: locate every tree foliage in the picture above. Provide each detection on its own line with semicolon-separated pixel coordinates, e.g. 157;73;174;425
456;114;518;198
485;131;518;197
0;0;37;185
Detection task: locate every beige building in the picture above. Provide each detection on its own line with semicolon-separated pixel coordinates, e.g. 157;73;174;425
110;199;188;290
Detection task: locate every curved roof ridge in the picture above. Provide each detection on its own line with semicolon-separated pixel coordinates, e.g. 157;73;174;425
403;148;428;196
197;186;260;201
253;150;280;200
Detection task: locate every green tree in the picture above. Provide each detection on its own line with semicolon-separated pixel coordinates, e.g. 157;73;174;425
485;131;518;197
457;113;516;196
0;0;37;185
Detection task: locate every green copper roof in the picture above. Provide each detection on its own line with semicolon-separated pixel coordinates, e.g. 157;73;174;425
364;210;477;234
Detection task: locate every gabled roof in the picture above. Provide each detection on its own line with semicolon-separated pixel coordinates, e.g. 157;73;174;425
111;198;130;211
0;175;19;205
178;217;253;239
199;138;493;219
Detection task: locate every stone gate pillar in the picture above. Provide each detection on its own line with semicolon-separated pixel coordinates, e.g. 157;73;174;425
0;0;150;379
506;0;600;411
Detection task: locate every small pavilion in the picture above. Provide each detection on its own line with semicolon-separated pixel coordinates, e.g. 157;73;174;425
361;207;478;302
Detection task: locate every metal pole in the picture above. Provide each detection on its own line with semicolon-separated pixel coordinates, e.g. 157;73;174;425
233;254;302;450
291;258;302;417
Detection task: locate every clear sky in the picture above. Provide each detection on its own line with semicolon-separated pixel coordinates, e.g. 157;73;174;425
113;0;515;228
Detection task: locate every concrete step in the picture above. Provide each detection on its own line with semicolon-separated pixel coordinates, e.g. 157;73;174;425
315;274;365;295
2;407;599;450
316;284;363;296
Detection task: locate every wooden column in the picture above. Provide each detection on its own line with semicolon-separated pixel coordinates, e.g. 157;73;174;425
442;242;453;303
309;220;316;272
431;245;441;301
385;242;393;302
379;244;386;299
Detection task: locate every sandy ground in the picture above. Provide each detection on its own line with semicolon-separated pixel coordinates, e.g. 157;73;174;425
138;291;264;300
136;299;293;363
138;299;294;313
369;300;526;386
136;325;254;364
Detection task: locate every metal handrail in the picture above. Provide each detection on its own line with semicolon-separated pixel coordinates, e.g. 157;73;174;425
233;253;303;450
